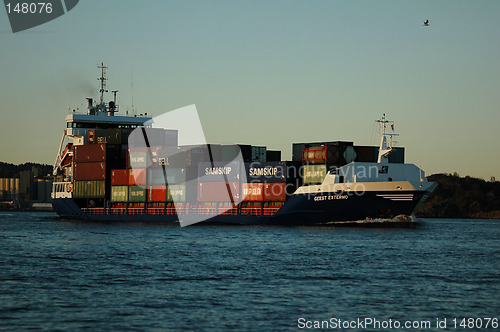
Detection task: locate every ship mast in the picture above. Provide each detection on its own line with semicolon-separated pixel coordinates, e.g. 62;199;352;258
98;62;108;105
376;114;398;163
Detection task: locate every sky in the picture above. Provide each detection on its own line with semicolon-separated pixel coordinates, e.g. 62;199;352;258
0;0;499;180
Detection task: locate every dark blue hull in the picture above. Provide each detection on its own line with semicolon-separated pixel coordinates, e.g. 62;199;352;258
269;190;424;226
52;188;425;226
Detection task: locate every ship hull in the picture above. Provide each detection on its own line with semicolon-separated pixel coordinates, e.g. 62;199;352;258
52;187;429;226
269;190;425;226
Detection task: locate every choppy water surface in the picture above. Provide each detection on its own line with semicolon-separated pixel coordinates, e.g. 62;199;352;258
0;212;499;331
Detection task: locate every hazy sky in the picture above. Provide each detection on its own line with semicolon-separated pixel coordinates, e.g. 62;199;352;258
1;1;499;180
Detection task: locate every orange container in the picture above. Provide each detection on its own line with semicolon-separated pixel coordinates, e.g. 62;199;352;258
263;183;287;201
241;183;263;201
129;168;147;186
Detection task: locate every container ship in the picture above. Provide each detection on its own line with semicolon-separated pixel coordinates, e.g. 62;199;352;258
51;64;436;226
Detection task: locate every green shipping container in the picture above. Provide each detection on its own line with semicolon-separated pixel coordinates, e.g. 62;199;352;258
73;180;105;198
149;167;187;185
302;165;337;185
167;184;186;202
111;186;129;202
128;185;146;202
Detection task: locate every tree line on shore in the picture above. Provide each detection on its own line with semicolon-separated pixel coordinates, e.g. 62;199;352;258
415;173;500;219
0;161;52;178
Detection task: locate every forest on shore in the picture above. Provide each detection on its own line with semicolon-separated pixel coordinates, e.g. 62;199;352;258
415;173;500;219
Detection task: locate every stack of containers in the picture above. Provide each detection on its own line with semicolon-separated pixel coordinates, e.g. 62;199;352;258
148;167;187;205
116;129;178;207
110;169;129;204
197;161;241;203
156;144;222;204
243;161;301;202
251;146;266;162
266;150;281;162
73;143;124;200
295;141;353;185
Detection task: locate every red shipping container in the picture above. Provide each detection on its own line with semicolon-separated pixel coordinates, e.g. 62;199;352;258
198;182;240;202
129;168;147;186
241;183;263;201
263;183;287;201
74;144;107;163
73;162;106;181
148;185;167;202
74;143;123;164
111;169;130;186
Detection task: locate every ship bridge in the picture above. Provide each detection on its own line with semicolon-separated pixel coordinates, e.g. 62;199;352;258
65;113;152;137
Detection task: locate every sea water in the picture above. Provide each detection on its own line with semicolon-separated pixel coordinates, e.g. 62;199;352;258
0;212;499;331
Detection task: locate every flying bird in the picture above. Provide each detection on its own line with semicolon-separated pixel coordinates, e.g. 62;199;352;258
423;20;429;26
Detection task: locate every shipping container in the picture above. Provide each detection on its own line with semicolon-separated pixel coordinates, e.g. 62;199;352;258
292;143;304;162
73;180;105;198
127;145;164;169
157;146;190;167
148;184;187;202
128;128;178;147
244;161;286;183
343;146;357;164
198;161;241;182
221;144;252;162
148;185;167;202
74;144;123;164
111;169;130;186
167;184;186;202
263;182;287;201
164;168;188;185
352;146;404;163
128;150;149;169
241;183;263;201
146;167;188;185
302;164;337;184
302;145;340;165
164;129;179;146
251;146;266;162
73;162;106;181
111;185;129;202
198;182;240;202
293;141;353;165
266;150;281;162
129;168;147;186
354;146;378;163
156;144;221;168
148;168;167;185
128;185;147;202
94;128;133;145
